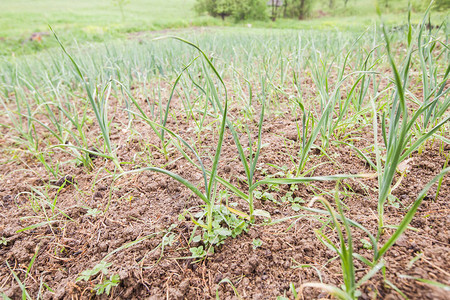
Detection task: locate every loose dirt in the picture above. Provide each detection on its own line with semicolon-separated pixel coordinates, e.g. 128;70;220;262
0;81;449;299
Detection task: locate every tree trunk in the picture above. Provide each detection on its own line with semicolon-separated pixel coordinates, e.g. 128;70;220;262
299;0;306;20
271;1;276;21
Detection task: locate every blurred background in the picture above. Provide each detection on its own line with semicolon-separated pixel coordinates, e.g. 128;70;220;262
0;0;448;56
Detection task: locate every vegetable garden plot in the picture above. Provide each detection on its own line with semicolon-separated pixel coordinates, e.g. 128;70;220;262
0;9;449;300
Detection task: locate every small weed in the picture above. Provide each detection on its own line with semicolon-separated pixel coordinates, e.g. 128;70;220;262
387;194;401;209
190;246;207;258
85;207;102;217
1;237;8;246
76;261;112;282
76;261;120;295
94;274;120;296
189;204;249;253
252;238;263;249
281;191;303;203
254;190;278;203
360;238;373;250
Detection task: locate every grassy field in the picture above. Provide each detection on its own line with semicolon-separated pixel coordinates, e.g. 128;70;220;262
0;1;449;299
0;0;216;55
0;0;447;56
0;0;199;34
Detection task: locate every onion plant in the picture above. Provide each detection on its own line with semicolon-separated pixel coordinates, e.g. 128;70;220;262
118;37;229;239
0;86;67;178
118;57;199;161
115;38;373;231
298;166;449;299
298;6;450;298
51;28;123;173
172;60;372;223
294;67;376;176
175;97;376;224
300;191;384;300
376;5;450;235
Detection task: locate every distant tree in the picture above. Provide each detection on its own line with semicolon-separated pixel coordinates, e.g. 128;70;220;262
195;0;267;21
268;0;283;21
112;0;130;21
414;0;450;12
293;0;313;19
281;0;312;20
195;0;215;17
329;0;335;8
216;0;235;20
382;0;397;8
234;0;267;21
433;0;450;11
195;0;233;20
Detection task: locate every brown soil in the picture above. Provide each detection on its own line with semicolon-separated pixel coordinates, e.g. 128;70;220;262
0;79;449;300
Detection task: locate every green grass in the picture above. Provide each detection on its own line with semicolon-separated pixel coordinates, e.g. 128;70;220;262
0;0;218;56
1;0;447;56
0;0;198;35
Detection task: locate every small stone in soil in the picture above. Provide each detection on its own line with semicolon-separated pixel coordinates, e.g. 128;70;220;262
272;240;281;251
286;131;299;141
88;147;100;159
54;175;75;187
214;274;223;284
2;195;12;203
93;191;103;199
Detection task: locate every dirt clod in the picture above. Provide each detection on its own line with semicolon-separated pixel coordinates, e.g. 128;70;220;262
54;175;75;187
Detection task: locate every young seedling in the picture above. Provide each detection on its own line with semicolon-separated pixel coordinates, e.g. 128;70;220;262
375;4;450;235
252;238;263;249
1;237;8;246
76;261;120;296
118;37;231;246
297;168;449;299
50;27;124;173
